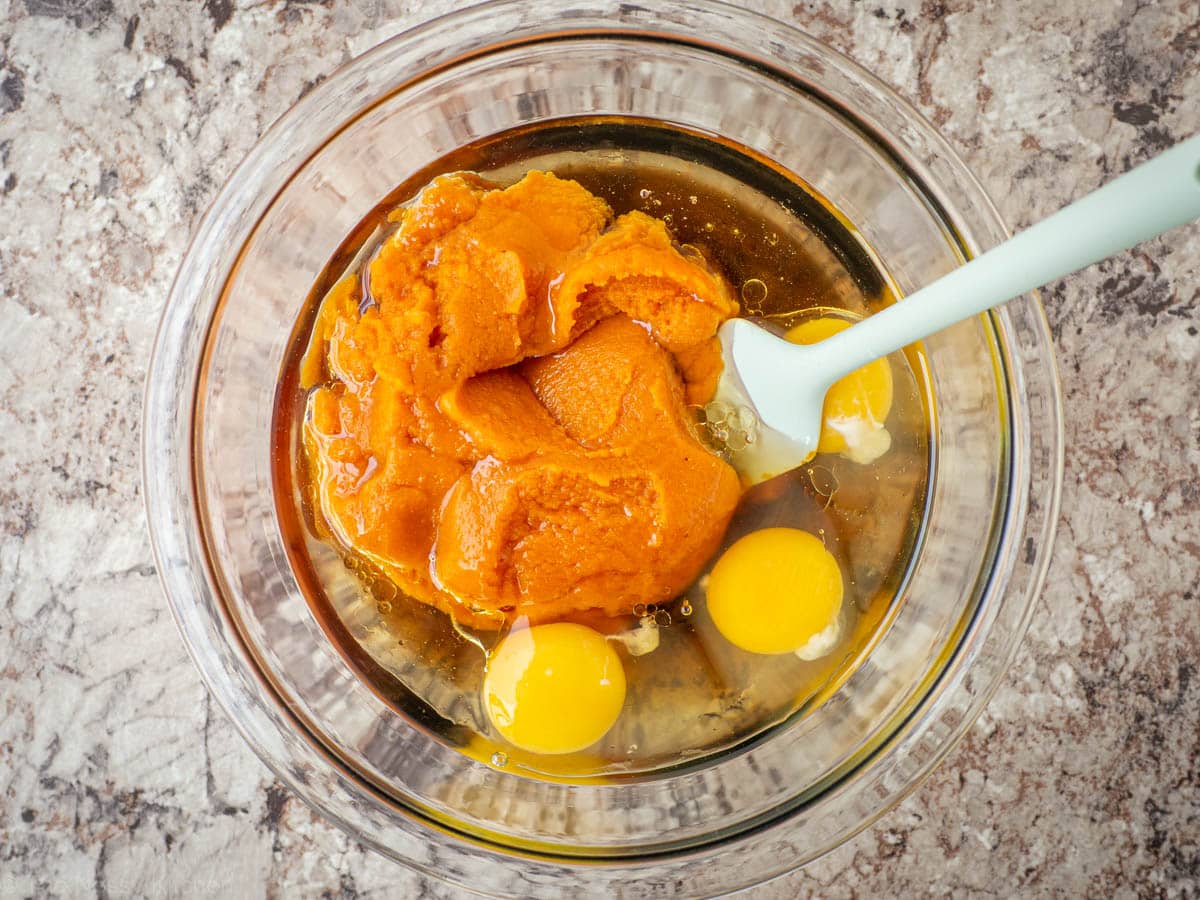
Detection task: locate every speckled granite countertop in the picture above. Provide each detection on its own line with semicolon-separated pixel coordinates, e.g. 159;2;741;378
1;0;1197;896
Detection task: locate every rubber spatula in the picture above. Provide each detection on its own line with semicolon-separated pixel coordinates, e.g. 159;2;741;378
716;133;1200;484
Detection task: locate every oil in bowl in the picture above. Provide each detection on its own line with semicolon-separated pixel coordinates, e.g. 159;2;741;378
272;117;932;780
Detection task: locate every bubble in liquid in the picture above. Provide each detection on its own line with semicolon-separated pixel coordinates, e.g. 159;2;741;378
705;400;732;424
377;601;393;615
732;406;757;432
490;751;508;767
680;599;694;617
740;278;768;314
639;188;652;199
808;465;840;509
703;221;715;233
633;603;647;617
654;610;671;627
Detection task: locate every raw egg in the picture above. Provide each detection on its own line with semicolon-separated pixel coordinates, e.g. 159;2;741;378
786;316;893;465
706;527;843;656
482;622;627;755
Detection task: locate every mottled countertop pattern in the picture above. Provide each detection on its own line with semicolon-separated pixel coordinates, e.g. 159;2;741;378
2;0;1198;896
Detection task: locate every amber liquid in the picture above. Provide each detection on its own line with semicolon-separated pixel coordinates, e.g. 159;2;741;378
272;117;933;780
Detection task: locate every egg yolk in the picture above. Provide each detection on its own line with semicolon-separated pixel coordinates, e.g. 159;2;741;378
706;528;843;655
482;622;627;755
785;317;893;465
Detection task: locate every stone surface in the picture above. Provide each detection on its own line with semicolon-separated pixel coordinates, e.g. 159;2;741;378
1;0;1198;896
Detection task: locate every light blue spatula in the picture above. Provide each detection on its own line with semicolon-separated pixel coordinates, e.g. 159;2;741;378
717;133;1200;484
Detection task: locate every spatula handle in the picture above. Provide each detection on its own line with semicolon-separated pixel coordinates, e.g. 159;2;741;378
811;133;1200;383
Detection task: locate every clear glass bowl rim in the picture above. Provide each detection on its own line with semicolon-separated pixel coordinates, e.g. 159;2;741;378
142;0;1064;893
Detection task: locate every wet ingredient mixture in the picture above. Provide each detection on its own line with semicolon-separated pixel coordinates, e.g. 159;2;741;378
302;171;741;631
280;120;932;775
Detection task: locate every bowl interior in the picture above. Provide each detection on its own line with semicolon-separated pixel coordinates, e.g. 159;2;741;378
146;3;1061;894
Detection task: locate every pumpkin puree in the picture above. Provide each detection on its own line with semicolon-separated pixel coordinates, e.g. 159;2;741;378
302;171;741;628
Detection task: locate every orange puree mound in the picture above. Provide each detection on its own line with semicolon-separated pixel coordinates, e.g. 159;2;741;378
303;170;740;629
362;170;613;394
555;210;734;352
436;316;740;621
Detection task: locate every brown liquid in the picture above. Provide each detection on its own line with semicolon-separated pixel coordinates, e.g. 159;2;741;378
272;117;932;780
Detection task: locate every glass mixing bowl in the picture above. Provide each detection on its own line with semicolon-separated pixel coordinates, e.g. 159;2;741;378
143;2;1063;894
